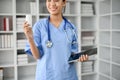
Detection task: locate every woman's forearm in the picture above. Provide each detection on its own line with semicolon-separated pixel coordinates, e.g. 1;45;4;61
28;39;40;60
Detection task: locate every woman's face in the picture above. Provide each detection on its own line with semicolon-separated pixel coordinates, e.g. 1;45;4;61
46;0;66;15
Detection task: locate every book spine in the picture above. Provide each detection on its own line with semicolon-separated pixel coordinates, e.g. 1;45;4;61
1;35;4;48
6;17;9;31
11;35;14;48
0;35;1;48
3;17;6;31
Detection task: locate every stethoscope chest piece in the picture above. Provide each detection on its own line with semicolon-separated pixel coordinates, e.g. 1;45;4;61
46;41;53;48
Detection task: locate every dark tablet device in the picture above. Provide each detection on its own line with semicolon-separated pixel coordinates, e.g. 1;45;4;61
68;48;97;63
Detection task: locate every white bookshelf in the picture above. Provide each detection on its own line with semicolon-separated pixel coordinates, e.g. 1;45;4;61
98;0;120;80
0;0;99;80
80;0;97;80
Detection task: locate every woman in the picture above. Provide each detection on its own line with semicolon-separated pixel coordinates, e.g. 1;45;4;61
23;0;88;80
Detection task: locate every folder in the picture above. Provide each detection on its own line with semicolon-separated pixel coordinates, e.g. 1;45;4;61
68;48;97;63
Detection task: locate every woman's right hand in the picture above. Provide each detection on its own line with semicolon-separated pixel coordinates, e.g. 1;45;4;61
23;21;33;40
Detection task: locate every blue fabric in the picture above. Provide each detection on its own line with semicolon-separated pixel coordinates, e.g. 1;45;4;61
25;18;78;80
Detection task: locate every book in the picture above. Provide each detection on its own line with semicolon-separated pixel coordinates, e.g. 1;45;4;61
30;2;37;14
65;2;70;14
68;48;97;63
0;35;1;48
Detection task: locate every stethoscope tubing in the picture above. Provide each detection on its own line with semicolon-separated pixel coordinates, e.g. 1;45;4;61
46;16;77;48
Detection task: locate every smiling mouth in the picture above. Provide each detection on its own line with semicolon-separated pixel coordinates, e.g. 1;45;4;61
50;7;57;11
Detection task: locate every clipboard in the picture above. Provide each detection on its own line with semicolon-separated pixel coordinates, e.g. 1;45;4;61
68;48;97;63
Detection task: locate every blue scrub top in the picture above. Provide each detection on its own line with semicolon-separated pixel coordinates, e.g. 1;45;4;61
25;18;78;80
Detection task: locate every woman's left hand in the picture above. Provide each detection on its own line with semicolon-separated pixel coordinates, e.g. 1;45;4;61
78;54;89;62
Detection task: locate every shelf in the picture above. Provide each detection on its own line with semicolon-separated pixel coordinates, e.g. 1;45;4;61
81;15;96;17
67;0;78;2
99;59;110;64
17;62;37;67
112;61;120;67
0;31;13;33
112;29;120;32
0;64;14;68
81;29;97;32
16;31;24;33
111;46;120;49
81;44;96;47
100;13;111;17
39;13;79;17
4;77;15;80
0;48;14;51
16;13;36;16
0;13;13;16
99;44;111;48
18;75;35;80
99;30;111;32
81;0;95;2
81;72;97;76
17;48;25;50
16;13;27;16
112;12;120;15
39;14;49;16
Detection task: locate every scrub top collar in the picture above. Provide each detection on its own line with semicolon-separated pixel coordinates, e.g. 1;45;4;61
49;19;65;31
47;16;65;31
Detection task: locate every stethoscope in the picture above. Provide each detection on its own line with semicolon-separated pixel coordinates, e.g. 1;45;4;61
46;16;77;48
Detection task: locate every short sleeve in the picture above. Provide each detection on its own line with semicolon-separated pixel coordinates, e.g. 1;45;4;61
24;22;44;58
71;24;78;54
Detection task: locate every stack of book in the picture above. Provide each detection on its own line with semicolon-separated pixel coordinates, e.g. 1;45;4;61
30;2;37;14
0;34;14;48
0;68;3;80
81;61;94;73
0;17;12;31
16;17;25;31
81;3;94;16
42;2;48;13
81;0;94;1
65;2;70;14
81;36;95;46
17;39;26;49
17;54;28;65
89;55;97;60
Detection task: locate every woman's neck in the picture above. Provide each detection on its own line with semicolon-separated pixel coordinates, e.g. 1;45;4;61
50;14;63;28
